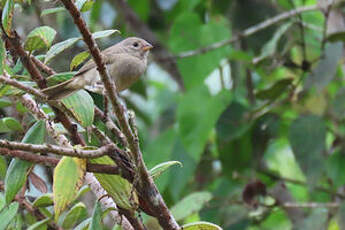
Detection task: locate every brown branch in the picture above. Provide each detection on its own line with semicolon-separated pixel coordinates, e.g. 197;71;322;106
59;1;179;229
112;0;185;90
177;0;334;58
0;140;117;158
31;56;57;76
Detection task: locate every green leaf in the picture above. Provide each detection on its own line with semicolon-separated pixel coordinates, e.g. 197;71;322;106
88;202;102;230
0;99;12;108
24;26;57;52
76;0;94;12
92;30;120;40
70;51;90;71
150;161;182;180
171;192;212;221
45;37;81;64
53;157;85;221
0;40;5;75
5;121;46;203
27;218;50;230
0;156;7;179
2;117;23;131
33;193;54;207
169;13;231;89
62;202;88;229
1;0;14;36
331;87;345;120
74;218;91;230
40;7;65;17
0;202;19;230
181;221;222;230
177;86;231;161
90;156;137;210
62;90;94;127
289;115;326;183
256;78;293;100
46;72;76;86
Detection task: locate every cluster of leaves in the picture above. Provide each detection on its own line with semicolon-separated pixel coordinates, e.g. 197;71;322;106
1;0;345;229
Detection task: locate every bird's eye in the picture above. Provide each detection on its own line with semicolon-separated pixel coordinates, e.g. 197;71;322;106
133;42;139;47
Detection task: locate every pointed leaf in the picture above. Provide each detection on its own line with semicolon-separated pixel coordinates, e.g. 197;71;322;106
88;202;102;230
53;157;86;221
0;99;12;108
1;0;14;36
33;193;54;208
0;202;19;229
150;161;182;179
70;51;90;71
62;90;94;127
40;7;65;17
92;30;119;40
24;26;56;52
171;192;212;221
62;202;88;229
45;37;81;64
181;221;222;230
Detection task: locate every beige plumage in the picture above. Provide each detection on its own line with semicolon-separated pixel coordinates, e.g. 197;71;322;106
42;37;153;100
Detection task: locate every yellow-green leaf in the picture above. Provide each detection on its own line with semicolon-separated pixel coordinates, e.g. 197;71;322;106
150;161;182;180
62;90;94;127
40;7;65;17
53;157;86;221
2;117;23;131
33;193;53;207
24;26;57;52
181;221;222;230
1;0;14;36
70;51;90;71
90;156;138;210
0;202;19;229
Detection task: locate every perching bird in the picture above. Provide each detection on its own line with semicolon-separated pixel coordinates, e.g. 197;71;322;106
42;37;153;100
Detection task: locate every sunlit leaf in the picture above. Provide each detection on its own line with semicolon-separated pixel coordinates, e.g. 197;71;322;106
70;51;89;71
92;29;120;40
150;161;182;180
24;26;56;52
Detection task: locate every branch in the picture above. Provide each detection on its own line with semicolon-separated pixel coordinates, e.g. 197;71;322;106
0;140;117;158
112;0;185;90
177;0;334;58
31;55;56;76
59;1;179;229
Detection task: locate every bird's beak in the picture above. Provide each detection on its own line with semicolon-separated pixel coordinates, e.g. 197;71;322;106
142;43;153;51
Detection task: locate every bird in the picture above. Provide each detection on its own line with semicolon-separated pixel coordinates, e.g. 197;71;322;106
42;37;153;100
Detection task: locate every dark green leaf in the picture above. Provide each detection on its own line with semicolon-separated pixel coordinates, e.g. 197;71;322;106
70;51;90;71
24;26;56;52
0;40;5;75
27;218;50;230
256;78;293;100
0;99;12;108
46;72;76;86
45;37;81;64
2;117;23;131
62;202;88;229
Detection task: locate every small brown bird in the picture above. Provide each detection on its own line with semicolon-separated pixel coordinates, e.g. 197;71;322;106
42;37;153;100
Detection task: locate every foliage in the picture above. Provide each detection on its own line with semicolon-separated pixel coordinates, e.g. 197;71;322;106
0;0;345;229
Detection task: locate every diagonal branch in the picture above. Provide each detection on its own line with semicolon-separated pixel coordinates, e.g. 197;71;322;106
177;0;334;58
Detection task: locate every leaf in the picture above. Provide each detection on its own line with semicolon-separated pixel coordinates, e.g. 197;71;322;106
90;156;137;210
1;117;23;131
181;221;222;230
74;218;91;230
62;90;95;127
331;87;345;120
88;201;102;230
45;37;81;64
62;202;88;229
298;208;327;230
254;22;292;63
53;157;86;221
0;99;12;108
177;86;231;161
5;121;46;203
169;13;231;89
27;218;50;230
33;194;54;207
0;40;5;75
1;0;14;36
76;0;94;12
170;191;212;221
24;26;56;52
305;42;343;90
255;78;293;100
150;161;182;180
337;201;345;229
46;72;76;86
92;29;120;40
70;51;90;71
0;202;19;230
289;115;326;183
40;7;65;17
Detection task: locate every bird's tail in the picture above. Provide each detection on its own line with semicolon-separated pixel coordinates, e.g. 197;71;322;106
42;76;84;100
